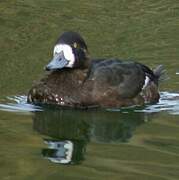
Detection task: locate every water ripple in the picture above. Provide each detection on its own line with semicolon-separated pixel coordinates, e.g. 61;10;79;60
135;92;179;115
0;95;42;114
0;92;179;115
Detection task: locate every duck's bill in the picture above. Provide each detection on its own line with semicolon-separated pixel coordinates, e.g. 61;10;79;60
45;51;68;71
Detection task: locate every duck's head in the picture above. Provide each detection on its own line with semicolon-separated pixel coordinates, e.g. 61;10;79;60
45;31;89;71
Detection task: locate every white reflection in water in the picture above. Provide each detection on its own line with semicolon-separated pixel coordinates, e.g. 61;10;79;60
135;92;179;115
0;95;42;114
43;140;74;164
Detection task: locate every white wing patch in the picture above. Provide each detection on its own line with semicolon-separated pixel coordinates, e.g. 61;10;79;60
53;44;75;68
142;76;150;90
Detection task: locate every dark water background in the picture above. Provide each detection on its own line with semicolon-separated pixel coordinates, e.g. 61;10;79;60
0;0;179;179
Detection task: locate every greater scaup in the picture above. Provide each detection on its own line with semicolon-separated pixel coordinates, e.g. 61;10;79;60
27;31;165;108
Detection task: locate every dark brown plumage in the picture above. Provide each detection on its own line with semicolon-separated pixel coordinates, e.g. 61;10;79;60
27;32;164;108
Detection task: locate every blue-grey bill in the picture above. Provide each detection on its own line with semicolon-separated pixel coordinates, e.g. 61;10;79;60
45;51;68;71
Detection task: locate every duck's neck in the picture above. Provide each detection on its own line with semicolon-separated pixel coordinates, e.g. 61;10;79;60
83;56;91;69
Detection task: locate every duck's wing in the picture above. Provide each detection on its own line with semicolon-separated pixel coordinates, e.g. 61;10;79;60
87;59;148;98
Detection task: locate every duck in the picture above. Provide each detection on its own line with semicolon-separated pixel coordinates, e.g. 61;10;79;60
27;31;165;108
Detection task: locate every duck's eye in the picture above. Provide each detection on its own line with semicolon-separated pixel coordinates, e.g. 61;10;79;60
73;42;77;48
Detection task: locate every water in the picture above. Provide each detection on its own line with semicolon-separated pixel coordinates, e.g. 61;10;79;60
0;0;179;179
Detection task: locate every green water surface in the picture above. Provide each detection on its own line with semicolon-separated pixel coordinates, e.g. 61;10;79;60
0;0;179;179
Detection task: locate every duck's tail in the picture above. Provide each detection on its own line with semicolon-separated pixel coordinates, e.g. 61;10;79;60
141;65;168;103
153;65;168;85
139;63;168;86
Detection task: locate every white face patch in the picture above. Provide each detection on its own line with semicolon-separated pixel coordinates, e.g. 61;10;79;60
53;44;75;68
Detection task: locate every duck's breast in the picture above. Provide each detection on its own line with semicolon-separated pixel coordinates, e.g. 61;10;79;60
28;69;88;106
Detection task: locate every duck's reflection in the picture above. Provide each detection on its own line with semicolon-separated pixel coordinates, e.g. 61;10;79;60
42;139;74;164
33;107;151;164
42;138;86;164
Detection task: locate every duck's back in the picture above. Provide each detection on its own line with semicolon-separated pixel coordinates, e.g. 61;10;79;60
88;59;146;97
